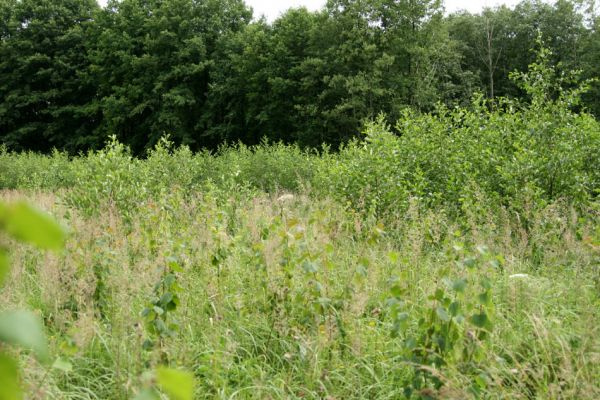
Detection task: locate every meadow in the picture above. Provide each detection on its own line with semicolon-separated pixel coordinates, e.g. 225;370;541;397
1;58;599;399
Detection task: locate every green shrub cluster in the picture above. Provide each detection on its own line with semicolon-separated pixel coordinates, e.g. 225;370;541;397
0;147;74;190
2;49;599;223
321;48;600;218
2;38;598;400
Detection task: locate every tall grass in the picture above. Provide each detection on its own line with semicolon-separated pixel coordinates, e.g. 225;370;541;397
1;46;599;399
1;187;598;399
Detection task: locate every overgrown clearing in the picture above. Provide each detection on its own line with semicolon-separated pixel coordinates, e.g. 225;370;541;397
1;185;599;399
1;49;599;399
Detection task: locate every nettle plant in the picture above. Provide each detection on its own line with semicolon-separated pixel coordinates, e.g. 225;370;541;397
141;256;184;361
387;240;502;398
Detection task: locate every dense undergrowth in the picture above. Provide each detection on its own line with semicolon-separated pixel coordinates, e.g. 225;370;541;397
1;46;599;223
1;186;598;399
0;49;599;399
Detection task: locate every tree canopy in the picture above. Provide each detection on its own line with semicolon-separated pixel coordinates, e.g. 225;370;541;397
0;0;598;154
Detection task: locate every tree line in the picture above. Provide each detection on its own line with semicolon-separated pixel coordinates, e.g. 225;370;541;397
0;0;598;154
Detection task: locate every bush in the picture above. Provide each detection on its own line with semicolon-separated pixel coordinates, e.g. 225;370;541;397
316;45;600;219
0;147;74;190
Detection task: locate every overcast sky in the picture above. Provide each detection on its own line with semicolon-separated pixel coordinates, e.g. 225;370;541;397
249;0;524;20
97;1;526;20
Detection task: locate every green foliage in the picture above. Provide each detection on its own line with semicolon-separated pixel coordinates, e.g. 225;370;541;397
4;42;599;223
0;311;49;362
388;243;500;397
0;201;64;400
2;182;599;398
86;0;251;153
155;367;195;400
0;202;65;250
0;248;7;284
0;26;599;398
133;367;195;400
65;136;144;220
0;0;100;152
0;354;21;400
141;257;184;354
318;43;600;219
0;148;74;190
4;0;597;153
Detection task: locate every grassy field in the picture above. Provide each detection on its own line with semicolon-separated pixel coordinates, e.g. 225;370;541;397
1;65;599;398
1;182;598;399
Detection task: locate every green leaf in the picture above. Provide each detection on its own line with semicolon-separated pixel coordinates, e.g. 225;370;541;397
154;319;168;335
164;274;176;287
390;285;403;298
0;354;22;400
142;339;154;351
52;357;73;373
395;312;409;330
302;260;319;274
478;291;491;306
387;251;399;264
160;293;174;307
463;257;477;269
1;203;65;250
133;388;160;400
141;308;156;322
0;311;49;362
434;288;445;301
0;248;8;287
167;260;183;273
451;278;467;293
358;257;370;268
470;312;490;329
436;306;450;322
156;367;195;400
449;301;461;317
153;306;164;316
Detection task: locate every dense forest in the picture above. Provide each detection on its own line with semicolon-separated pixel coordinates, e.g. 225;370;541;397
0;0;599;154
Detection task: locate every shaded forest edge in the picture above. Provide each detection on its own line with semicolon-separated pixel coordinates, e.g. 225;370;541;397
1;0;599;155
2;41;599;220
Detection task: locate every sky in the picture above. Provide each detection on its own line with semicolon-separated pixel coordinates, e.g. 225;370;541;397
96;1;526;21
248;0;523;20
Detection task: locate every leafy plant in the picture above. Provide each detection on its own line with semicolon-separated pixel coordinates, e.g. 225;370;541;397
387;241;501;398
0;201;65;400
140;256;184;360
133;367;195;400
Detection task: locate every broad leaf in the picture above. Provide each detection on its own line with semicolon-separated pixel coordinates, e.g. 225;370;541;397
470;312;492;330
436;306;450;322
156;367;195;400
0;354;22;400
0;311;49;362
1;203;65;250
451;278;467;293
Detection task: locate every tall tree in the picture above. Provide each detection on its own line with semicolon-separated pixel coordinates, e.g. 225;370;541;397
447;7;513;101
448;0;592;103
580;12;600;116
0;0;99;152
88;0;251;153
